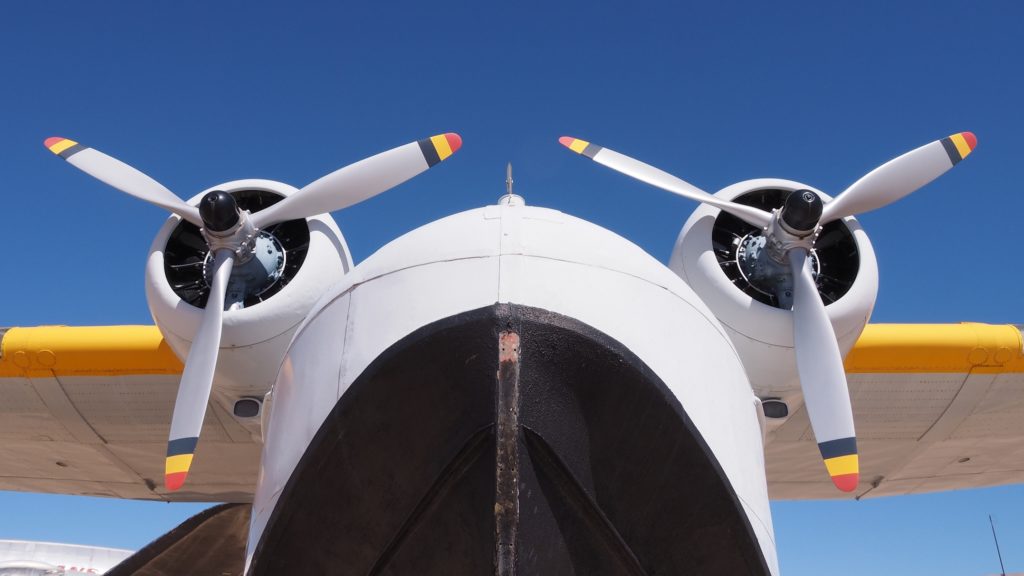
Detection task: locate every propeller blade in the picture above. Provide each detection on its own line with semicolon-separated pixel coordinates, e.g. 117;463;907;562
165;249;235;491
559;137;772;229
44;137;202;226
251;133;462;229
821;132;977;223
788;248;859;493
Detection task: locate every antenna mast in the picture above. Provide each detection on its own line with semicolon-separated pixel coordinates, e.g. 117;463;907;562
497;162;525;206
990;514;1007;576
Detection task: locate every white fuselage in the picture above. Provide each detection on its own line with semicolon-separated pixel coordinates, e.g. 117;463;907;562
0;540;133;575
244;200;778;574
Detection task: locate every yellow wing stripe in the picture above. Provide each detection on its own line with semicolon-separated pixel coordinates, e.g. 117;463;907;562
824;454;859;477
165;453;194;475
2;323;1022;379
0;326;182;378
846;323;1024;374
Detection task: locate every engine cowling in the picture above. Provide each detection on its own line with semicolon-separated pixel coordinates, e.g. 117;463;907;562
145;179;351;429
669;178;879;404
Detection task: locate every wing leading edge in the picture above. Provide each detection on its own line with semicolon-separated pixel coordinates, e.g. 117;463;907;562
2;323;1023;502
0;326;258;503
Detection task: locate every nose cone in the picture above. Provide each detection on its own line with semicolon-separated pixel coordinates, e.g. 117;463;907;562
199;190;241;232
781;189;823;233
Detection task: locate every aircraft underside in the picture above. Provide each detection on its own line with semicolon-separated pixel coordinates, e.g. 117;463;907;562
244;304;769;575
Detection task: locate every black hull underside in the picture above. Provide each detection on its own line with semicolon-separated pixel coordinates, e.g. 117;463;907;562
250;304;770;575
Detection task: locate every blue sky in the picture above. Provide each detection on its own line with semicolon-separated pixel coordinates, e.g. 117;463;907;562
1;1;1022;573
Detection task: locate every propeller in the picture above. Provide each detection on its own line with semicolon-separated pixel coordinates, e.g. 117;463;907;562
166;248;233;491
558;137;772;229
821;132;977;223
560;132;977;492
43;138;202;226
45;133;463;490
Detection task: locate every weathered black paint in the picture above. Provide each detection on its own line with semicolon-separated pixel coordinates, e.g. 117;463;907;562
106;504;250;576
249;304;770;575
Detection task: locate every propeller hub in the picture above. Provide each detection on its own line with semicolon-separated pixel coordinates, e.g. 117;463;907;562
199;190;241;232
737;232;819;309
780;189;823;235
198;189;258;264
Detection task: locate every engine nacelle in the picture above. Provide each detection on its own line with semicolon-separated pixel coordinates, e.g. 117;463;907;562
145;179;351;430
669;179;879;403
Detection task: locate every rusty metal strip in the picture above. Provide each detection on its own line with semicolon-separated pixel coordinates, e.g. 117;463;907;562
495;331;521;575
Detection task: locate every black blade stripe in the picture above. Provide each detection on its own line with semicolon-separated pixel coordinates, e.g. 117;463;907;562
58;143;87;159
418;138;441;167
818;436;858;459
940;137;962;165
167;436;199;457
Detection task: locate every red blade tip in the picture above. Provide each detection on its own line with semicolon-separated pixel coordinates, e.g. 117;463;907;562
961;132;977;151
444;133;462;153
165;472;188;491
44;137;65;148
558;136;574;147
831;473;859;493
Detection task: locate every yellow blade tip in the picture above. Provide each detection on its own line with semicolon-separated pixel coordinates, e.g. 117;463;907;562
558;136;590;154
44;137;78;155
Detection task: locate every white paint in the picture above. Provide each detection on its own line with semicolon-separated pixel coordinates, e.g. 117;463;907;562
144;179;351;429
247;202;779;574
0;540;133;575
671;178;879;396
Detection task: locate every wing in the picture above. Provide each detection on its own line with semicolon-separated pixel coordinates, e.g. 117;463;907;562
767;322;1024;499
0;326;258;503
6;323;1022;502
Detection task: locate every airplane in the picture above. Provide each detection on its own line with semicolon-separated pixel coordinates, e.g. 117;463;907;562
1;130;1022;575
0;539;133;575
